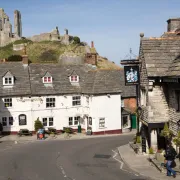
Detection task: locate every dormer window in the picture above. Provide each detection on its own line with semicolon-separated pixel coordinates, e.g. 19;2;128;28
3;71;14;86
69;70;79;83
42;72;52;84
70;75;79;82
43;77;52;83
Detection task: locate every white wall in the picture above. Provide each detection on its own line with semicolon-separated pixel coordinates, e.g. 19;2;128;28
0;93;121;133
89;94;121;133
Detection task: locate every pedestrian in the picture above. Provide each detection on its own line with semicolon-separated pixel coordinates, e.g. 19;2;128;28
164;143;177;178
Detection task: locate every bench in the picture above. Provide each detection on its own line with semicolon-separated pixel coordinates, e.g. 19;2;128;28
129;142;139;154
17;129;32;136
47;127;58;135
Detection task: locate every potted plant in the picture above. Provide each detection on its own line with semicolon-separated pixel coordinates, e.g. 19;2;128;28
149;147;155;159
86;127;92;135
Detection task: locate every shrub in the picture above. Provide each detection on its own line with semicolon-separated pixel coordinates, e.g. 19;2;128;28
149;147;154;154
160;122;173;139
173;131;180;147
136;136;141;143
7;55;22;62
34;118;43;131
65;127;71;134
13;38;33;45
73;36;80;44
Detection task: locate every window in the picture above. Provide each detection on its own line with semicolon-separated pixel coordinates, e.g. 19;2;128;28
42;117;53;127
49;117;54;126
88;117;92;126
99;118;105;128
4;77;13;85
4;98;12;107
86;96;89;105
69;117;73;126
46;98;55;108
19;114;27;125
69;116;80;126
9;117;13;126
70;75;78;82
43;76;52;83
2;117;7;126
72;96;81;106
42;118;47;126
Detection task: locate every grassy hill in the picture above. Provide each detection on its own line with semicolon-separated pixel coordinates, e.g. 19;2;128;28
0;40;121;69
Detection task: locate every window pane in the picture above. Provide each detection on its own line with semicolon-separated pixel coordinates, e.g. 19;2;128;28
9;117;13;125
43;118;47;126
48;77;51;82
44;77;47;82
74;117;79;125
49;117;53;126
2;117;7;126
69;117;73;126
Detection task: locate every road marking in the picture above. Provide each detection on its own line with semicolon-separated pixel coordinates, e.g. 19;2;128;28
112;149;124;169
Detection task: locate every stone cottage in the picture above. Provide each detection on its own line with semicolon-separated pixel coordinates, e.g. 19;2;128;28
139;18;180;151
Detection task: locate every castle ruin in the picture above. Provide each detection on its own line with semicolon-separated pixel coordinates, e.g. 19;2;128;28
0;8;22;47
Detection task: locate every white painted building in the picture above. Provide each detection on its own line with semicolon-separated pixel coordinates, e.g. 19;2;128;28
0;61;123;135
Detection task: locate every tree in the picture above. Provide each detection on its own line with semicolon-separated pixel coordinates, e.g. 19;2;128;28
160;122;173;146
34;118;43;132
73;36;80;44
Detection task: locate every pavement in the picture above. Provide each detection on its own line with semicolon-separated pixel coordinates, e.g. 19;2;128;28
118;144;178;180
0;134;147;180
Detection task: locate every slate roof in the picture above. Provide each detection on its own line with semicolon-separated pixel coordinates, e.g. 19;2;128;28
141;34;180;77
0;63;136;97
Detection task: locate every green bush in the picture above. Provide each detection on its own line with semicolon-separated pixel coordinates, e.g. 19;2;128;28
160;122;173;139
13;39;33;45
65;127;71;134
149;147;154;154
136;136;141;143
8;55;22;62
73;36;80;44
34;118;43;131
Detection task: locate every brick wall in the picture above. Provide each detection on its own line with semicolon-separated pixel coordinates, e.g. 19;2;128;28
85;53;97;65
124;97;137;112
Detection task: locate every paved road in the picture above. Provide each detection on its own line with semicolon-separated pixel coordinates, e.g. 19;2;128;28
0;135;146;180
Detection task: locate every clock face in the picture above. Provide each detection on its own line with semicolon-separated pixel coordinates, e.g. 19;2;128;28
126;67;138;83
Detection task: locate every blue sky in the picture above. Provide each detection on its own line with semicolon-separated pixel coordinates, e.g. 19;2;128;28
1;0;180;64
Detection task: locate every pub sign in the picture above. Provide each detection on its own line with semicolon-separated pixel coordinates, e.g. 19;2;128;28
124;66;139;86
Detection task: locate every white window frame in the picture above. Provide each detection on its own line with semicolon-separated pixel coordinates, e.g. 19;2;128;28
3;76;14;86
69;75;79;83
46;98;55;108
68;116;80;126
42;117;54;127
43;76;52;84
2;116;13;127
72;96;81;106
99;118;105;129
3;98;12;108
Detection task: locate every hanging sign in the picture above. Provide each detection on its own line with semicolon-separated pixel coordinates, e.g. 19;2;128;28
124;66;140;86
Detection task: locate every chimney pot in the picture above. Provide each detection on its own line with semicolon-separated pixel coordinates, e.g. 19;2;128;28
91;41;94;48
167;18;180;32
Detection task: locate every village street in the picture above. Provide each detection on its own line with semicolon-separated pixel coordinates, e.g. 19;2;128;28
0;135;147;180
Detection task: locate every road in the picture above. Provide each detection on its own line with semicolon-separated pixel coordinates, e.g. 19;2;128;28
0;135;146;180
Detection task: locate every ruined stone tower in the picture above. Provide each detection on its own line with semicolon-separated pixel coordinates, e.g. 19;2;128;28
0;8;22;47
14;10;22;37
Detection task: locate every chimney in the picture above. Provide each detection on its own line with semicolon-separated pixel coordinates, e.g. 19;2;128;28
91;41;94;48
167;18;180;32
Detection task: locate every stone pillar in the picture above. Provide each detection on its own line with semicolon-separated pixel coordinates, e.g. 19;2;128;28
150;129;158;151
14;10;22;37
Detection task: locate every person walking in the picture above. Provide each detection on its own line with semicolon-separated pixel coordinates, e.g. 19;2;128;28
164;143;177;178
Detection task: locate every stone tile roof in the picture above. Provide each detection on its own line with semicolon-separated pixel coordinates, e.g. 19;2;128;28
0;63;136;97
141;36;180;77
0;62;31;97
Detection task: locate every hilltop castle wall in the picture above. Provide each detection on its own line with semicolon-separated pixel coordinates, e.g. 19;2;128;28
0;8;21;47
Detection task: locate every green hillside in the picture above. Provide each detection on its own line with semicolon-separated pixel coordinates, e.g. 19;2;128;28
0;39;121;69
